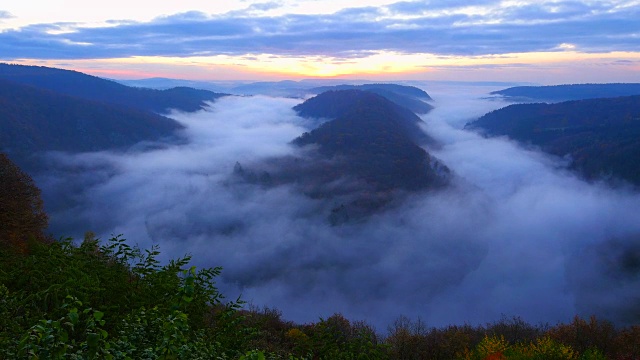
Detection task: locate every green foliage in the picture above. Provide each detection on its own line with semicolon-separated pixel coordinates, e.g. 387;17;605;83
460;335;578;360
460;335;510;360
2;233;640;359
210;300;257;358
380;315;640;360
294;314;387;360
107;306;222;360
385;316;484;360
239;350;267;360
0;235;245;359
18;296;111;359
546;316;617;357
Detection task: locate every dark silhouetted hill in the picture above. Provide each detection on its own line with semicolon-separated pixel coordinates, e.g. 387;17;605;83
0;79;184;167
0;152;49;251
293;91;447;191
116;77;233;93
491;83;640;102
0;63;227;113
235;90;449;223
466;95;640;185
308;83;434;114
293;89;434;144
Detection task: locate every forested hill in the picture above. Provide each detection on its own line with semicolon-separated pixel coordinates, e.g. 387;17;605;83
292;90;448;192
308;83;434;114
466;95;640;185
0;79;183;161
293;89;434;144
491;83;640;102
0;63;227;113
232;90;448;223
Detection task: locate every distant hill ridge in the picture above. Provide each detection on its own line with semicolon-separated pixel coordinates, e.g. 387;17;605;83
293;89;435;145
115;77;434;114
308;83;434;114
466;95;640;185
0;78;183;166
310;83;432;100
0;63;227;113
492;83;640;102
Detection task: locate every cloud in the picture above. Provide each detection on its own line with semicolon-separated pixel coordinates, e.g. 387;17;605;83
246;1;285;12
156;11;211;22
1;1;639;60
0;10;14;19
612;59;639;65
34;84;640;329
496;2;598;22
387;0;497;14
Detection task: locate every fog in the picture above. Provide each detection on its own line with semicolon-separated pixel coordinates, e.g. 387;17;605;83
36;84;640;330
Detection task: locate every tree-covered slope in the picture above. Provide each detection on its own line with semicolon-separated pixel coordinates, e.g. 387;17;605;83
294;89;434;144
0;79;184;156
308;83;434;114
0;63;227;113
0;153;48;251
491;83;640;102
293;90;447;192
466;95;640;185
233;90;447;223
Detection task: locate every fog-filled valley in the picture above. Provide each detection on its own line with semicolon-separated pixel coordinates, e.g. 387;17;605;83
4;1;640;357
32;83;640;330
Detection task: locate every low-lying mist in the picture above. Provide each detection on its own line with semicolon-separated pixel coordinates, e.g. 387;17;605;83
36;84;640;330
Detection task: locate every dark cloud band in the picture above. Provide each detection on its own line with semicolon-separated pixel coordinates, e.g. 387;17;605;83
0;1;638;60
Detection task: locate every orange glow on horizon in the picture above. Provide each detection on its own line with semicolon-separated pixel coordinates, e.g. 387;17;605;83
10;49;640;84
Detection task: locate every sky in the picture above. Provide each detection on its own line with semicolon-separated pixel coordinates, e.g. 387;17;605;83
1;0;640;83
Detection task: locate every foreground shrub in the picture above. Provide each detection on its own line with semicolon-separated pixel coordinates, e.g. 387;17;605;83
0;235;249;359
546;316;616;357
460;335;580;360
2;234;640;359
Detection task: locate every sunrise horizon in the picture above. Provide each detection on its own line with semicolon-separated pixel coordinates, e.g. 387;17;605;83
2;0;639;85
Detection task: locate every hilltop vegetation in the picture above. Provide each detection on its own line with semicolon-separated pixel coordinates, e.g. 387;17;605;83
0;63;228;114
293;89;433;144
466;95;640;186
0;79;184;160
0;64;231;172
234;90;448;223
491;83;640;102
308;84;434;114
293;90;447;191
2;152;640;359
